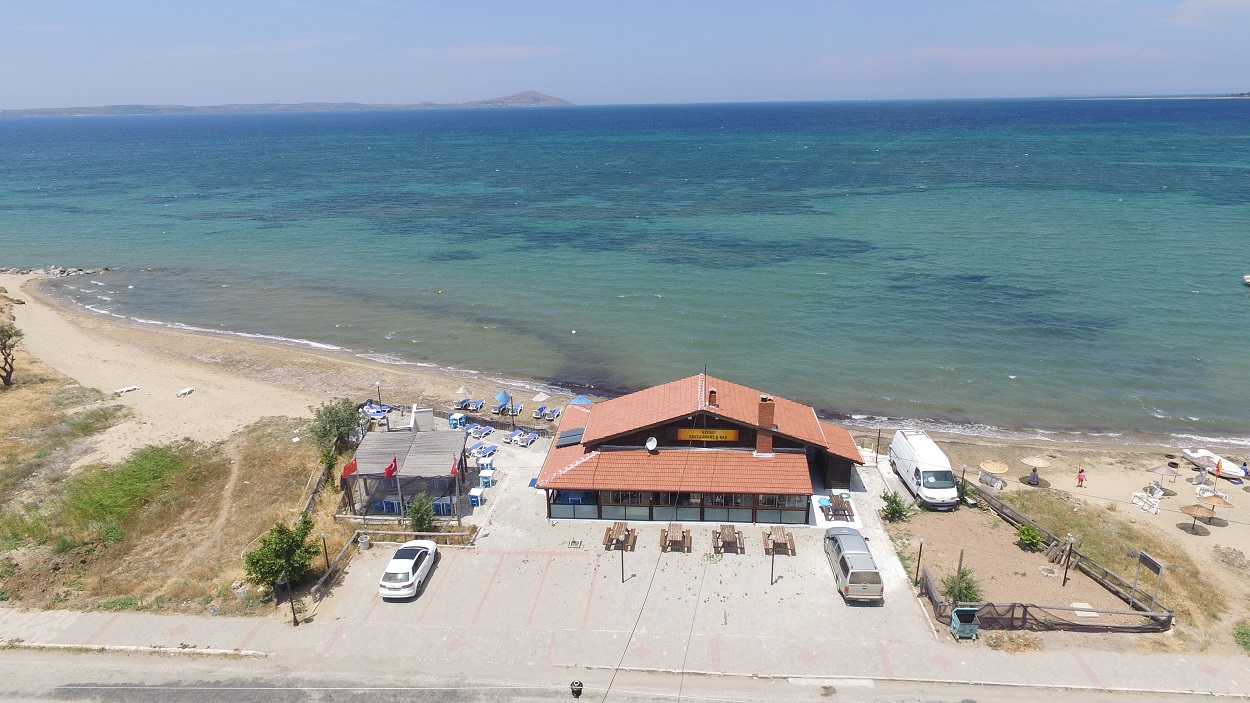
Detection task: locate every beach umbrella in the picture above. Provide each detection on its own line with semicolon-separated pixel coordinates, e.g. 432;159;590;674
569;395;593;406
456;385;469;396
980;460;1009;475
1180;503;1215;532
532;392;550;402
1147;464;1181;483
494;389;512;404
1199;494;1233;510
1021;456;1052;469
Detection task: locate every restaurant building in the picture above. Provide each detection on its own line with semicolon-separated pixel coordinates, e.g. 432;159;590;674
536;373;862;524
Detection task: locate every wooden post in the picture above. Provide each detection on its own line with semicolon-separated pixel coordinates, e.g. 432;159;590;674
1062;537;1075;587
914;538;924;586
874;429;882;462
954;549;965;605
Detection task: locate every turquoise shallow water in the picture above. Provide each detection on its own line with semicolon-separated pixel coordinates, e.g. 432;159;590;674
1;100;1248;445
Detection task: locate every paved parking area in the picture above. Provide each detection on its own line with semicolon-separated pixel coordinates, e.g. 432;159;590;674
317;438;935;676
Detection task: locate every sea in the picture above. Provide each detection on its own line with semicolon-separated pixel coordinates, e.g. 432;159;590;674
1;99;1248;448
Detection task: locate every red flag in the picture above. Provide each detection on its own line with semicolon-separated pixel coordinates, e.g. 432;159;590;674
341;457;358;479
384;456;398;478
450;457;460;477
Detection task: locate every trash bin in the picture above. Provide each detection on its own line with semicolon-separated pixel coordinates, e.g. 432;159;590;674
950;607;980;640
358;534;371;551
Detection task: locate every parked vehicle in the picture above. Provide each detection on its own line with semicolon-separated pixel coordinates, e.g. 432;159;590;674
823;527;884;602
377;540;438;599
889;430;958;510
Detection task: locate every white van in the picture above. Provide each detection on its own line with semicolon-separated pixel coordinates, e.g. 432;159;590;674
888;430;958;510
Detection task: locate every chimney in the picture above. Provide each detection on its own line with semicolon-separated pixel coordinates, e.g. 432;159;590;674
707;388;717;407
756;395;775;455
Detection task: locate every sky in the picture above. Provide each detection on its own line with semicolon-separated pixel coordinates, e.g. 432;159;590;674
1;0;1249;109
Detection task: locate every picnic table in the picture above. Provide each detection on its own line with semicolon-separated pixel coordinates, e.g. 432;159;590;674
829;495;853;521
713;524;744;554
602;521;636;551
763;526;795;556
660;522;691;553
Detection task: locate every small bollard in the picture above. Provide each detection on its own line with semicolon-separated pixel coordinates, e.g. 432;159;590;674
570;680;583;698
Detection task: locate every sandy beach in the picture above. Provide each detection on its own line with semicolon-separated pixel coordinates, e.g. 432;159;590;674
1;273;577;464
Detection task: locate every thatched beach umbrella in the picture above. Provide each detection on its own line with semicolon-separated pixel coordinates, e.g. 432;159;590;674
1180;503;1216;532
532;392;550;402
1147;464;1181;483
1199;494;1234;510
1021;456;1052;469
980;460;1009;475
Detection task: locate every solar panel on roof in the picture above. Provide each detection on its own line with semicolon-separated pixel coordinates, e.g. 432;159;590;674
555;428;585;448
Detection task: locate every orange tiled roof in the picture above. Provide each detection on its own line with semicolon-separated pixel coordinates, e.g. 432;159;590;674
537;447;813;494
580;373;851;458
820;421;863;464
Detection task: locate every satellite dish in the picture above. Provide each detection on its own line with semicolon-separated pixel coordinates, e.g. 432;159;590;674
645;437;658;452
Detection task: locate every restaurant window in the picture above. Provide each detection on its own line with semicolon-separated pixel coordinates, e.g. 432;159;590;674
758;494;806;509
705;493;748;507
599;491;652;505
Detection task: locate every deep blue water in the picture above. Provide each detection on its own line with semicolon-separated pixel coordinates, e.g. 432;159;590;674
2;99;1248;445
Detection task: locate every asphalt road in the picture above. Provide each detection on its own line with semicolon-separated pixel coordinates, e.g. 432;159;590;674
0;650;1224;703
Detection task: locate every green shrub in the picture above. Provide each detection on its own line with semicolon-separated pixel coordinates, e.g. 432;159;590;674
1235;624;1250;653
308;398;361;451
940;566;983;603
0;588;8;602
99;595;143;611
62;445;190;540
881;491;911;522
1017;524;1045;552
407;493;435;533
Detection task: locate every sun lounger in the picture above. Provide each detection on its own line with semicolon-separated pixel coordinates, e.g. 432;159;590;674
491;401;507;415
519;431;539;447
543;407;562;421
474;425;494;439
1145;481;1165;499
363;400;393;413
466;441;486;456
1196;484;1229;500
464;423;481;435
466;400;484;413
452;398;470;410
1131;492;1160;514
504;429;524;444
479;444;499;459
505;402;523;416
532;405;547;419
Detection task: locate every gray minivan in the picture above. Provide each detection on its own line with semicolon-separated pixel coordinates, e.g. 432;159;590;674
823;527;884;602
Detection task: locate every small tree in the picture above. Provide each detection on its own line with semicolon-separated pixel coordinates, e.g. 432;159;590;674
0;323;23;387
308;398;361;451
243;513;322;587
407;493;435;532
1016;524;1045;552
941;566;983;603
881;490;911;522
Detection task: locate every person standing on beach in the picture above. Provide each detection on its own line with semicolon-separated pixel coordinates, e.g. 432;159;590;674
1077;468;1086;487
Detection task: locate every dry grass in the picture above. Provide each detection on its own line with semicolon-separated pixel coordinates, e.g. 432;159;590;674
984;631;1043;653
1000;489;1225;625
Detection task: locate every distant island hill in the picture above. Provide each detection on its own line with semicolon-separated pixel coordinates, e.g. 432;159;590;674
0;91;573;117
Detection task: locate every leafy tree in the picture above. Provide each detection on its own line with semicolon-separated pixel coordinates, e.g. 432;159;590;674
941;566;983;603
243;513;321;586
406;493;435;532
0;323;24;387
308;398;361;451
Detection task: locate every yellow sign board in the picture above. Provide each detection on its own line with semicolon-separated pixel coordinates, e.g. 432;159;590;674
677;428;739;442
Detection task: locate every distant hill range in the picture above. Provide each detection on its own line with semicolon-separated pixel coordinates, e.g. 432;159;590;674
0;91;573;117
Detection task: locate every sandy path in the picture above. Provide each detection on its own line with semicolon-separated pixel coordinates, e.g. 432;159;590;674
1;274;319;464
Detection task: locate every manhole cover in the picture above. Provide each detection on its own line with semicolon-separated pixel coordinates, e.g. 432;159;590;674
568;540;583;549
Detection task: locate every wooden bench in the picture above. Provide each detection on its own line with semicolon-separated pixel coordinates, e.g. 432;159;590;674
786;532;796;556
762;531;772;555
603;526;614;548
625;530;637;551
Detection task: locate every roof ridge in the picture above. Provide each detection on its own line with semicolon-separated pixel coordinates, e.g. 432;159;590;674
697;372;706;411
547;448;601;483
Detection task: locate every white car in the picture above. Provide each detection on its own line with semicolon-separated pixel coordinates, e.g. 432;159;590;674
377;540;438;599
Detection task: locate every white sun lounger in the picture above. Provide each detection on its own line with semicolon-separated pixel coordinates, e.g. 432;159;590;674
519;431;539;447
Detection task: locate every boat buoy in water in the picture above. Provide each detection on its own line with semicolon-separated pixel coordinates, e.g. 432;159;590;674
438;290;443;294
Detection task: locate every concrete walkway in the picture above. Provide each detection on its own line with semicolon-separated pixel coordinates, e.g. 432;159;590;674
2;603;1249;698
